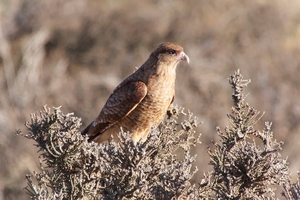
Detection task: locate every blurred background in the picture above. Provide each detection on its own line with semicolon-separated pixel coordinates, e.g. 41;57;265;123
1;0;300;199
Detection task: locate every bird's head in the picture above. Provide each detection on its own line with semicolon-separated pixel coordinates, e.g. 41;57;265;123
151;42;189;65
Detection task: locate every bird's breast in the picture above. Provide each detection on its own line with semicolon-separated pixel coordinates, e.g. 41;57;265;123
117;73;175;135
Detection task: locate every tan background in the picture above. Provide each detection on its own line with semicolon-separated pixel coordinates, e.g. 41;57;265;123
1;0;300;199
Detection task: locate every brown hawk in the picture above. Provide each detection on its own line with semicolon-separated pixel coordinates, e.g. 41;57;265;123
81;42;189;143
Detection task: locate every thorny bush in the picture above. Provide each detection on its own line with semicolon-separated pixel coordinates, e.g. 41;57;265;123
18;70;300;199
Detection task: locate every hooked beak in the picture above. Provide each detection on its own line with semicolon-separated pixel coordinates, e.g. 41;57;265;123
179;51;190;63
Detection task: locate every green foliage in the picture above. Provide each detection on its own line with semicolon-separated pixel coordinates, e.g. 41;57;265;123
18;71;300;199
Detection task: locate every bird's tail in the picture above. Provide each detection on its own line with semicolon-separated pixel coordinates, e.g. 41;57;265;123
81;121;93;136
81;121;108;142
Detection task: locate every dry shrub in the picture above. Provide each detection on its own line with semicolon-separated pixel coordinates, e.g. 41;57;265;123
1;0;300;199
18;71;299;199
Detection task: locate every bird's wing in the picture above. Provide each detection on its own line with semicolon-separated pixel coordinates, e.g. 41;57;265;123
81;81;147;141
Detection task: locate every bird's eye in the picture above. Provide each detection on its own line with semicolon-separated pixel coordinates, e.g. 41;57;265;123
168;50;176;55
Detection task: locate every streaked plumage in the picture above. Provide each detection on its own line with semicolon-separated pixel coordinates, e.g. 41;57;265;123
81;42;189;143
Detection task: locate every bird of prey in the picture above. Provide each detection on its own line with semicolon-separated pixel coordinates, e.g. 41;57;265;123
81;42;189;143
